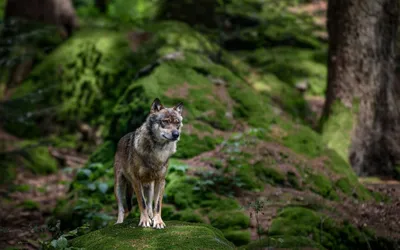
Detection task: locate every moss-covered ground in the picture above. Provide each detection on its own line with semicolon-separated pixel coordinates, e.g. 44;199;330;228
69;220;235;250
1;1;400;249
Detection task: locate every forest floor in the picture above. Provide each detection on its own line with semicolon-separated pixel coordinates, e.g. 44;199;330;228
1;132;400;250
0;129;88;250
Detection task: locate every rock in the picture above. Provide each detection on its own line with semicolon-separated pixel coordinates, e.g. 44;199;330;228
69;220;235;250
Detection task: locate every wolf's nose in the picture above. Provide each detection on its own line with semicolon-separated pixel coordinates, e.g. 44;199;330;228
172;130;180;139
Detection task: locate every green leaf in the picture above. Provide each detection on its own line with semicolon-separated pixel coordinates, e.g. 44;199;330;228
98;183;108;194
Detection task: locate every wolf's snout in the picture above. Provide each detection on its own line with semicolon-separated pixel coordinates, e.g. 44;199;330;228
172;130;180;139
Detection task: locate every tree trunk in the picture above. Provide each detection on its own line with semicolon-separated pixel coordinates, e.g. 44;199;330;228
1;0;79;92
322;0;400;177
4;0;79;37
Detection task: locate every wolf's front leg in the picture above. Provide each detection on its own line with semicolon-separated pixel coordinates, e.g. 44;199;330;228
152;179;166;229
132;179;152;227
144;181;154;219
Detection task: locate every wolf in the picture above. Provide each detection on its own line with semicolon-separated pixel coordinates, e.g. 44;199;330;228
113;98;183;229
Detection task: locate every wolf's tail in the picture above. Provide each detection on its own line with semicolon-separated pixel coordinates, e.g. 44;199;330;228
125;181;133;212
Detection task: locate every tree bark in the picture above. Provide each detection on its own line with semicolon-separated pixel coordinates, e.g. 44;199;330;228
1;0;79;91
4;0;79;37
322;0;400;176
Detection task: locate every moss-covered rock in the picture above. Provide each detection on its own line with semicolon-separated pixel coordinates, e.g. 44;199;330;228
21;146;58;174
0;143;58;184
245;47;327;95
172;209;205;223
209;210;250;230
69;220;235;250
5;28;137;137
199;129;372;201
242;235;324;250
268;206;397;250
19;199;40;211
222;229;251;246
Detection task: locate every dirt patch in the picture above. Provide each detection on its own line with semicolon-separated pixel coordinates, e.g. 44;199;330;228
0;127;21;151
165;82;191;99
213;83;235;120
341;180;400;240
287;0;328;39
182;121;231;140
184;145;225;175
0;149;87;250
127;30;153;52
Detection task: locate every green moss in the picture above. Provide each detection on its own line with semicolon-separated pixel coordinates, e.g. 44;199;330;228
308;173;338;200
69;220;235;250
165;173;198;209
87;141;116;169
242;235;324;250
200;198;241;212
208;210;250;230
235;164;264;191
0;158;17;184
335;178;354;196
244;47;327;95
321;101;355;163
269;206;396;250
250;72;310;119
222;229;251;246
227;80;274;128
22;146;58;175
1;142;59;182
287;171;301;189
160;204;177;220
174;134;222;159
13;184;31;192
282;124;325;158
20;200;40;211
200;156;224;169
7;28;141;138
254;163;285;185
173;209;205;223
0;0;5;20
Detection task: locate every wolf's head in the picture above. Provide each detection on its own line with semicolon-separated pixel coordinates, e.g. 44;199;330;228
147;98;183;142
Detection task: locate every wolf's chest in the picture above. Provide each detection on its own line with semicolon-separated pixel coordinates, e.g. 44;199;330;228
137;164;167;182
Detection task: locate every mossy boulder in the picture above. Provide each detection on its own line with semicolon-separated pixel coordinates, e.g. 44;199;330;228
69;220;235;250
0;143;58;184
267;206;398;250
243;47;327;96
195;129;372;201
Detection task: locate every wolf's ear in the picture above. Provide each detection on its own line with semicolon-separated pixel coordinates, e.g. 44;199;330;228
173;102;183;115
151;98;164;113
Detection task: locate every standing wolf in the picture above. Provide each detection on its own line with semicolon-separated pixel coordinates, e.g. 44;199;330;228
114;98;183;229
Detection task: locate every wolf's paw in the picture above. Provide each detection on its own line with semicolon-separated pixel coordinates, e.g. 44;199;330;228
152;216;165;229
147;209;153;219
139;215;152;228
